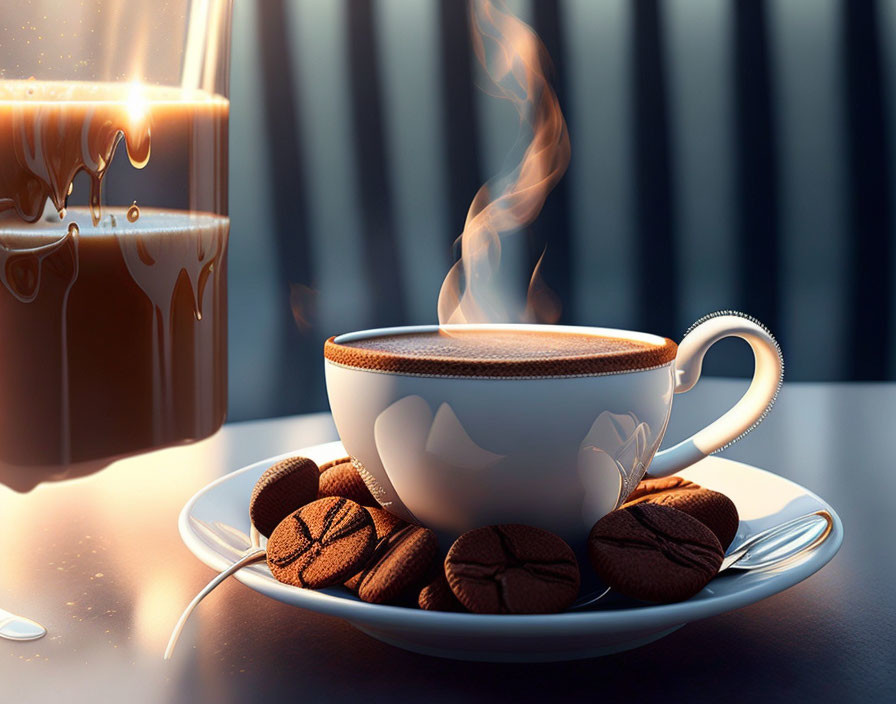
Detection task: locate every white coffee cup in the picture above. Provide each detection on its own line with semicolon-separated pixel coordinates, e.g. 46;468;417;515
324;313;782;547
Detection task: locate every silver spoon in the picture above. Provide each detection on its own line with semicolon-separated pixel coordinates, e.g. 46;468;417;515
164;523;266;660
570;509;834;610
0;607;47;641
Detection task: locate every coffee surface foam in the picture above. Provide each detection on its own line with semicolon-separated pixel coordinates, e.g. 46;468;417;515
327;329;678;378
345;330;654;360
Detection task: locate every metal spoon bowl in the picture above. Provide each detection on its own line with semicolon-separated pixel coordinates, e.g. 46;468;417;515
720;510;833;571
0;607;47;641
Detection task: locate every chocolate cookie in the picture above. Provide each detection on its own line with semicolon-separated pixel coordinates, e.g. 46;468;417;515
351;525;438;604
266;497;376;588
622;476;740;549
344;507;409;591
588;503;724;603
318;460;377;507
317;456;351;473
366;506;407;541
445;525;580;614
624;475;695;502
418;572;465;612
249;456;320;537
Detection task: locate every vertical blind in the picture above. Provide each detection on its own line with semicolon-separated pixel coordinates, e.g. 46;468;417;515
227;0;896;420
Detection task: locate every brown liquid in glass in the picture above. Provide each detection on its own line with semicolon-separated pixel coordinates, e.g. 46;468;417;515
0;82;228;470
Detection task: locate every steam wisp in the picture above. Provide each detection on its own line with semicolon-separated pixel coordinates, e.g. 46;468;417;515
437;0;570;326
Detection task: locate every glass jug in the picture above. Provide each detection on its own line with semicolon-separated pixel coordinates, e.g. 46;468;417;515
0;0;233;489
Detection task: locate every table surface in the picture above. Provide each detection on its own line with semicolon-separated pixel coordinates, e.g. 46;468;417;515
1;378;892;703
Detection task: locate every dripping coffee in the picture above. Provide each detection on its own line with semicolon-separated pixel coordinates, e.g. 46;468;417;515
0;81;228;472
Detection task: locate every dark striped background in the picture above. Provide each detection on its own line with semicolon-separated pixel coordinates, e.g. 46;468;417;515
226;0;895;420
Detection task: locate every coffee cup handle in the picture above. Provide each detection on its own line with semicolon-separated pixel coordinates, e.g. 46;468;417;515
648;312;783;477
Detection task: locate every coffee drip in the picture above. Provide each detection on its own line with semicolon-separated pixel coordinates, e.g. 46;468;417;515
0;219;79;304
0;80;155;225
114;208;228;442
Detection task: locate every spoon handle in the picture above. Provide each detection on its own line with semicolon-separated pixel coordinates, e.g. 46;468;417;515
568;586;611;611
164;547;266;660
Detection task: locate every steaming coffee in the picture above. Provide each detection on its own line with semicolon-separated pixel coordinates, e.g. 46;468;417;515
326;328;678;378
324;320;783;545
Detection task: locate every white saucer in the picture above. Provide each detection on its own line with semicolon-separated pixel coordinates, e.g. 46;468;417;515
178;441;843;662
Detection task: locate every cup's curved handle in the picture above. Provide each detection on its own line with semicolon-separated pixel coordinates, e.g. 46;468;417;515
648;312;783;477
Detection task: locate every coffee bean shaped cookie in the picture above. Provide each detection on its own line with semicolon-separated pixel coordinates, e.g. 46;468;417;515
445;525;581;614
353;525;438;604
266;497;376;588
625;475;695;503
317;456;351;473
249;456;320;537
418;572;465;612
318;461;377;507
588;503;723;603
622;476;739;549
344;507;409;591
366;506;407;540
